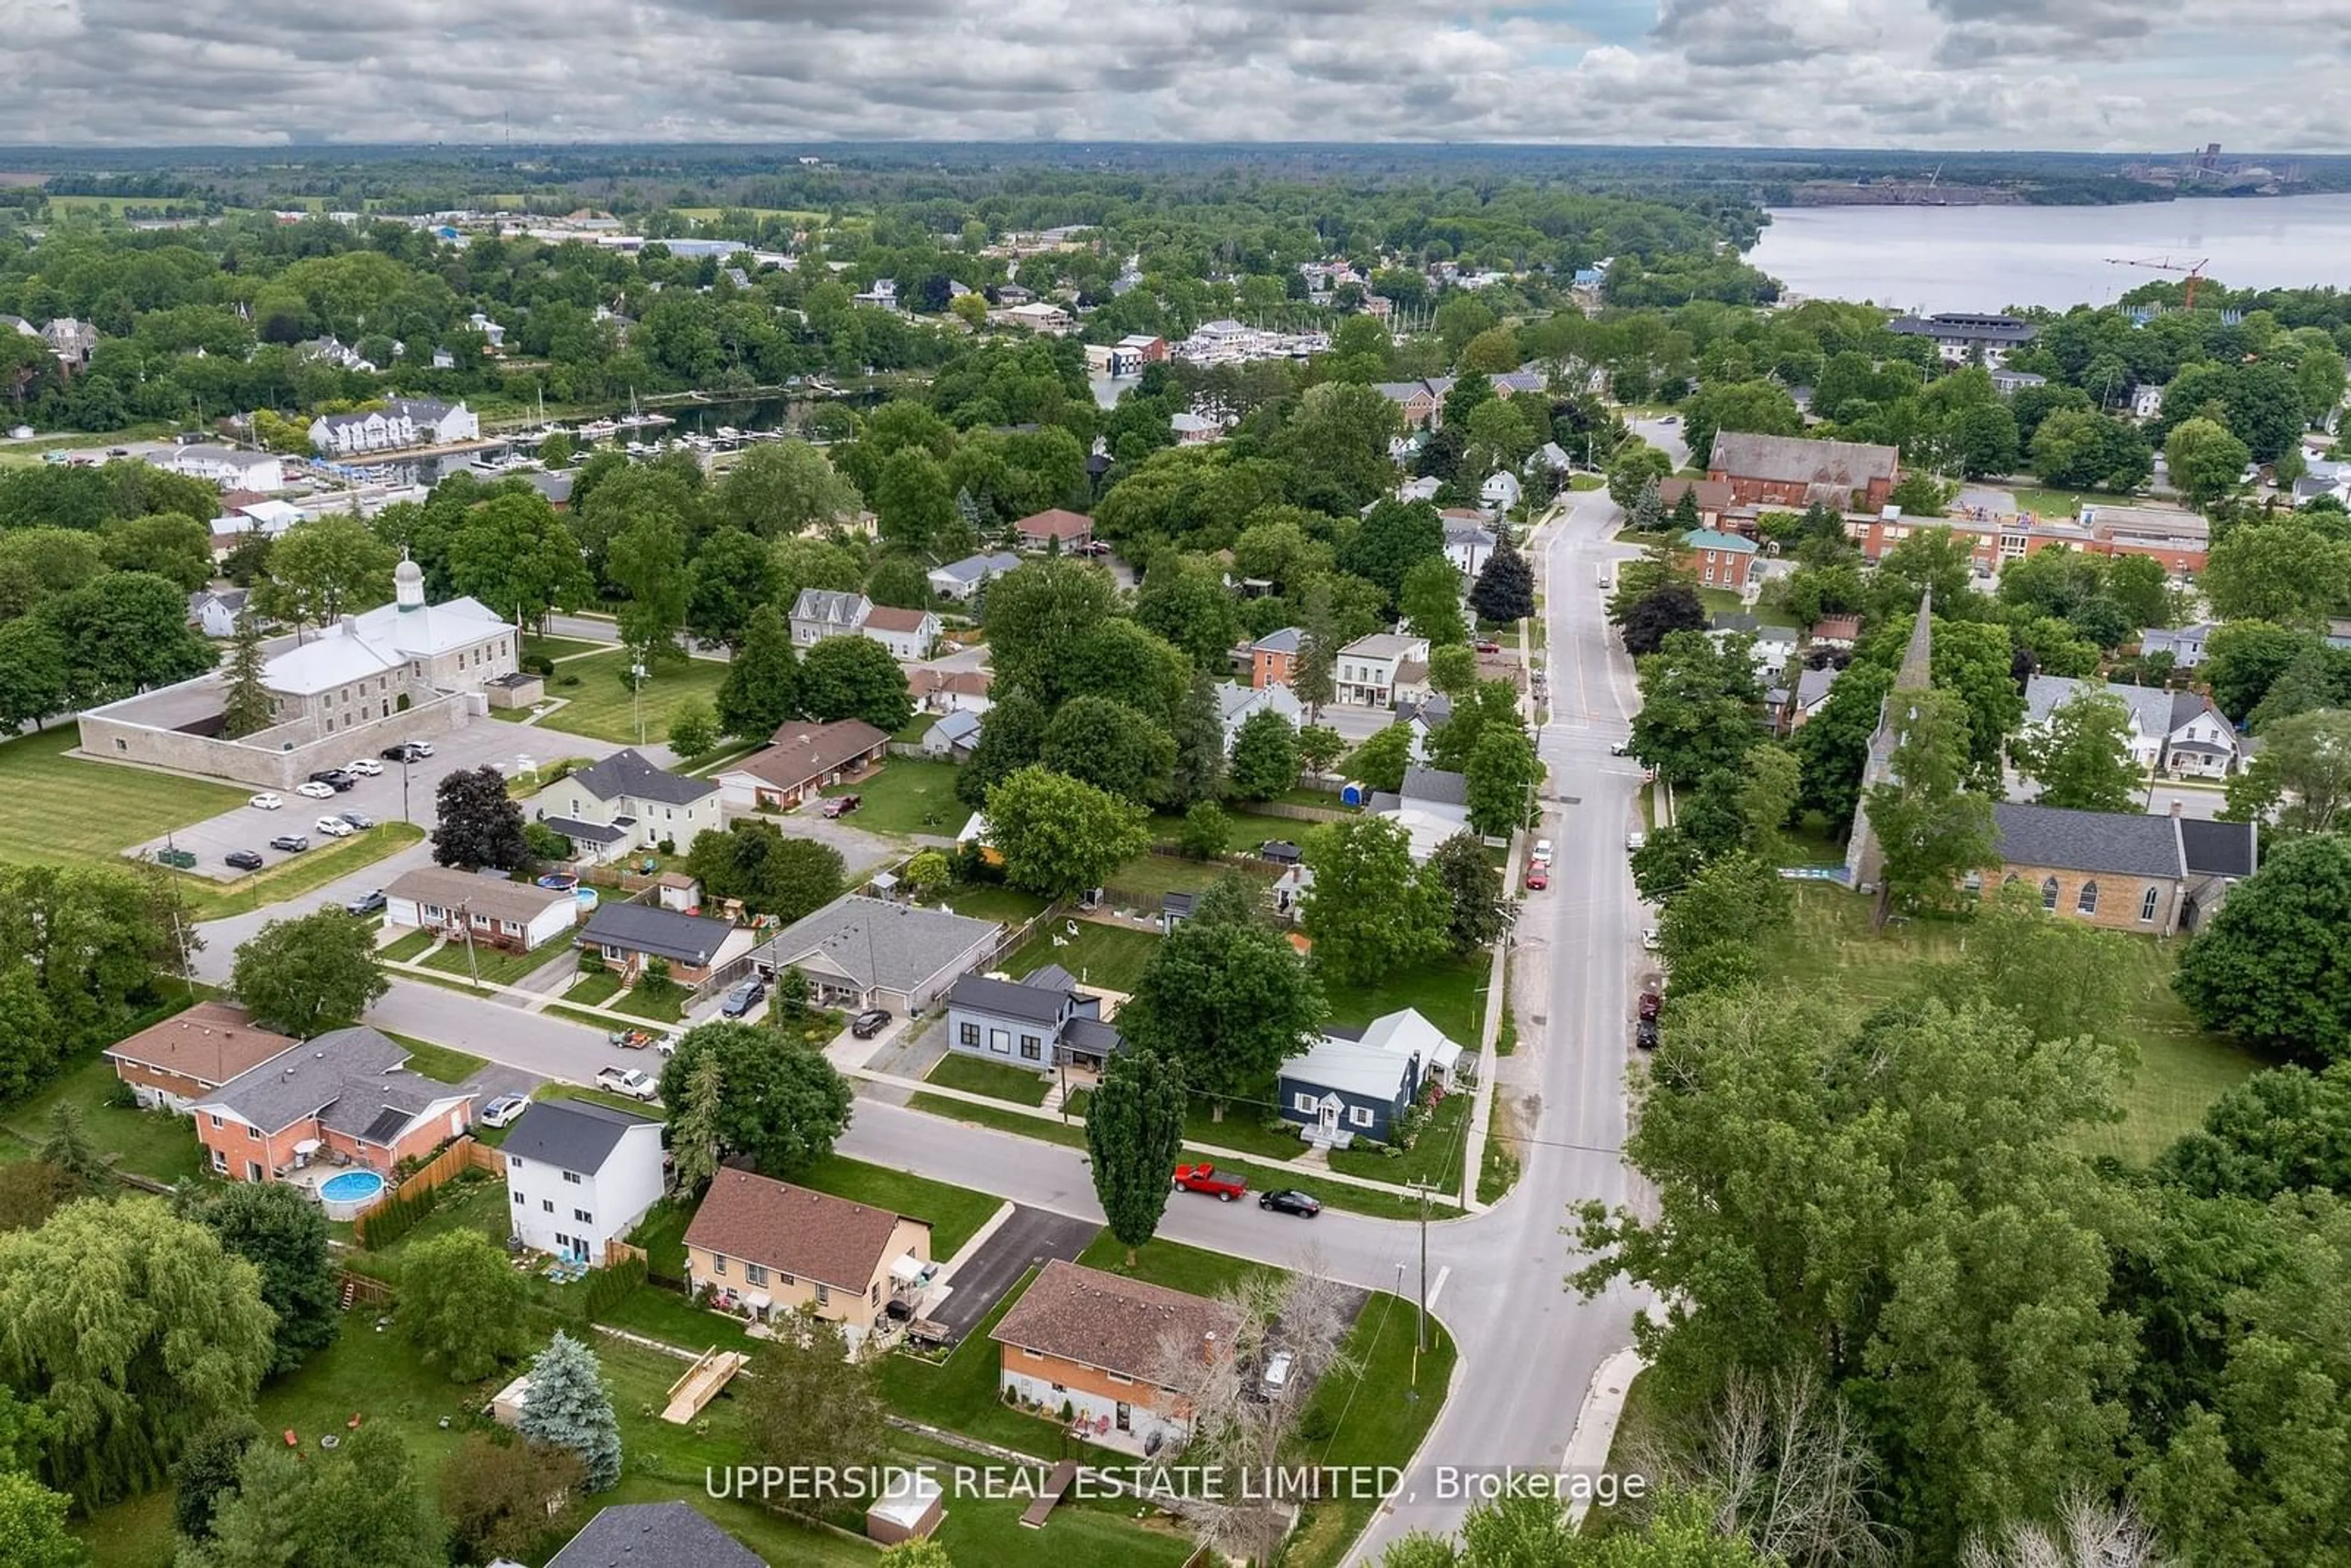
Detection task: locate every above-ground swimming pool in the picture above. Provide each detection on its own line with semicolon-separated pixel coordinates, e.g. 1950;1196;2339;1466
317;1169;387;1220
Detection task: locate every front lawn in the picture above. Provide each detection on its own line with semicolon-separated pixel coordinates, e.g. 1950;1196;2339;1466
1760;885;2265;1164
820;758;966;836
421;932;574;988
380;1032;487;1084
1286;1291;1461;1568
0;727;250;870
909;1092;1090;1149
378;928;436;962
1075;1230;1283;1299
926;1052;1054;1106
793;1152;1005;1258
520;632;615;662
564;968;625;1007
1003;921;1161;994
533;647;729;746
1328;1082;1470;1194
609;983;688;1022
1322;953;1488;1051
1183;1098;1308;1162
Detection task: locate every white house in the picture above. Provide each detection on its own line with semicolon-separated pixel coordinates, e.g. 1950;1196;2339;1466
1005;300;1071;333
157;445;285;493
2139;623;2216;670
383;866;579;953
1170;411;1221;445
1441;513;1497;579
861;606;940;660
1479;470;1522;512
1334;631;1430;707
2021;675;2243;779
789;588;871;647
308;397;478;456
926;551;1020;604
535;748;721;864
1214;680;1304;751
2128;383;2167;420
189;588;253;640
501;1099;666;1266
1369;767;1472;862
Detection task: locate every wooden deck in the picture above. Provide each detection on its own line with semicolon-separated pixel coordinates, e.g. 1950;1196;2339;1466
661;1346;746;1424
1019;1458;1079;1528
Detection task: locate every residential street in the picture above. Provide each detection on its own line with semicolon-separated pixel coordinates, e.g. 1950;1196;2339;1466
186;487;1652;1562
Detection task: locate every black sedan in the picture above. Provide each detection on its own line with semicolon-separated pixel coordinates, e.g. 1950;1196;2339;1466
224;849;264;871
1635;1017;1661;1051
850;1008;893;1040
1259;1189;1322;1218
306;768;356;792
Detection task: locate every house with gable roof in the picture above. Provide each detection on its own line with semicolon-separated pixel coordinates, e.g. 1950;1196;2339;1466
1981;800;2256;936
747;893;1000;1014
789;588;872;648
192;1026;475;1184
536;746;721;862
1277;1007;1463;1147
2020;675;2242;779
942;964;1125;1075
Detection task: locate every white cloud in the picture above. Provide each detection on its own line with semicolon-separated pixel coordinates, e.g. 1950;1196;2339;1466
1;0;2340;149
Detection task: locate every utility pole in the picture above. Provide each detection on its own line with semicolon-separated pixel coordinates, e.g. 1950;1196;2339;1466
1409;1178;1431;1384
458;902;482;988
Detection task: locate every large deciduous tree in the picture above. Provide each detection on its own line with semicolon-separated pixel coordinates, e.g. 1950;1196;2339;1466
1342;499;1446;604
257;516;396;634
197;1182;339;1376
2224;707;2351;834
1226;708;1300;802
1468;539;1534;625
399;1230;533;1381
432;763;530;871
606;511;691;658
715;602;800;738
2011;689;2142;814
0;1196;274;1508
983;558;1117;706
683;528;778;650
1086;1047;1188;1266
438;1432;585;1566
983;766;1151;900
2163;416;2251;511
1300;817;1447;986
229;909;386;1037
713;440;862;538
1428;830;1513;955
185;1423;441;1568
1620;583;1708;658
1119;879;1325;1097
1463;722;1543;836
2174;834;2351;1061
654;1023;854;1174
740;1315;885;1477
797;633;914;732
1398;556;1467;647
1865;686;1995;921
1631;630;1761;785
681;820;845;922
1040;695;1176;806
446;492;593;630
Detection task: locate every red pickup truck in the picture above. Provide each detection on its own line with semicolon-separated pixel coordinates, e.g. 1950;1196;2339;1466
1172;1163;1247;1201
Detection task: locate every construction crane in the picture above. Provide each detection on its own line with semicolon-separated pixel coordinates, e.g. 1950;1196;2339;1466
2106;255;2212;310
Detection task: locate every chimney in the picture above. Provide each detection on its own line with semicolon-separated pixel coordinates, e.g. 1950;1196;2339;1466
2170;800;2184;819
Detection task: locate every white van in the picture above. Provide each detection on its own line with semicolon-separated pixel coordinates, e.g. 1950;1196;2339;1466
1597;564;1612;590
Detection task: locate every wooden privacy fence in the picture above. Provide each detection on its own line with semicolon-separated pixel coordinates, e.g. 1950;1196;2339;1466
350;1135;503;1241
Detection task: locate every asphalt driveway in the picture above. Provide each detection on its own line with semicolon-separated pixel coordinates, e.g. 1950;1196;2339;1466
929;1204;1098;1340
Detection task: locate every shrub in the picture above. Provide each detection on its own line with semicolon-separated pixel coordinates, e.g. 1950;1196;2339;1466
581;1256;648;1321
357;1180;440;1250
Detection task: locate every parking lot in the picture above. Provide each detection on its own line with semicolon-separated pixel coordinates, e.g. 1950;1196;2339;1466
123;716;621;881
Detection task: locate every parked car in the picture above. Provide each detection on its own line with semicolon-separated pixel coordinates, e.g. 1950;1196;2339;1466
479;1094;529;1128
1635;1017;1662;1051
380;742;427;762
224;849;264;871
342;757;384;776
306;768;356;792
1259;1189;1322;1218
345;889;386;916
720;980;767;1018
294;781;337;800
1638;989;1663;1021
1473;639;1502;654
1173;1163;1247;1201
1258;1349;1296;1398
249;792;283;811
1626;830;1646;852
314;816;354;839
1531;839;1554;867
1641;926;1661;951
1608;740;1630;757
654;1031;683;1056
339;810;375;830
405;740;434;757
820;794;861;819
1525;866;1548;891
595;1066;658;1101
608;1029;654;1050
269;834;309;853
850;1008;892;1039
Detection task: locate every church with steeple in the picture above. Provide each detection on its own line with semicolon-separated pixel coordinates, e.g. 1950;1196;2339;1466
1843;590;1937;890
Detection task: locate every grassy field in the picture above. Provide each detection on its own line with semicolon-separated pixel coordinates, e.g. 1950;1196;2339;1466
928;882;1051;926
909;1091;1090;1148
0;1053;208;1185
1003;921;1161;993
820;758;965;836
927;1052;1054;1105
1760;886;2265;1163
1103;852;1245;901
420;931;573;988
0;728;250;868
1323;953;1488;1051
794;1152;1004;1259
534;648;729;745
179;823;427;921
520;632;615;662
2003;485;2143;519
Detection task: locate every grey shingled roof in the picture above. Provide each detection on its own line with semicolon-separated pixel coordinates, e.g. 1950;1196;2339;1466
2179;819;2259;880
944;972;1068;1025
501;1098;660;1176
1709;431;1899;486
582;902;739;966
200;1026;454;1137
755;894;999;994
1401;767;1470;808
1061;1016;1126;1058
568;748;716;808
1992;801;2183;879
547;1502;766;1568
790;588;868;628
541;815;628;846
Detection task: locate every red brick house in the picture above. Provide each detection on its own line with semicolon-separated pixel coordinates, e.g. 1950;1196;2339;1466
1679;528;1759;593
105;1000;298;1115
1013;509;1095;552
192;1026;474;1184
1709;432;1899;512
991;1260;1239;1453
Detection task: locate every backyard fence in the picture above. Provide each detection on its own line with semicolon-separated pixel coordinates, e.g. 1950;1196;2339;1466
1233;798;1353;824
351;1136;502;1245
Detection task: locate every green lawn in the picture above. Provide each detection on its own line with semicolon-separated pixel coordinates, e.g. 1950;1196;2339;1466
421;932;575;988
378;928;436;962
820;758;966;836
179;823;428;921
1103;852;1245;902
520;632;615;662
794;1152;1005;1258
1184;1098;1309;1162
564;969;625;1007
909;1092;1090;1148
2004;485;2143;520
627;1197;694;1278
0;1050;208;1185
593;1278;761;1357
874;1267;1074;1457
1075;1230;1283;1299
380;1032;487;1085
0;727;249;869
926;1052;1054;1105
609;983;688;1022
1761;886;2265;1164
534;648;730;746
928;881;1052;926
1329;1084;1471;1193
1322;954;1488;1051
1287;1291;1461;1568
1003;921;1161;994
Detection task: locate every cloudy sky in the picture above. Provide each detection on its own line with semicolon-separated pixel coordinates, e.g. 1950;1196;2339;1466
6;0;2344;150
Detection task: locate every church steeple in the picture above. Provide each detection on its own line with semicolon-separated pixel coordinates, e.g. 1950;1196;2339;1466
394;549;424;613
1894;587;1935;692
1843;588;1936;891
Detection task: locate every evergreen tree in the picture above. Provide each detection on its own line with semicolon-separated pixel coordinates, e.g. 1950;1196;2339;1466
1629;475;1666;533
515;1331;623;1493
1668;487;1703;531
1291;632;1336;718
1164;672;1228;808
1086;1048;1188;1267
36;1103;107;1197
714;603;800;739
670;1052;725;1196
219;615;272;740
1468;539;1535;625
